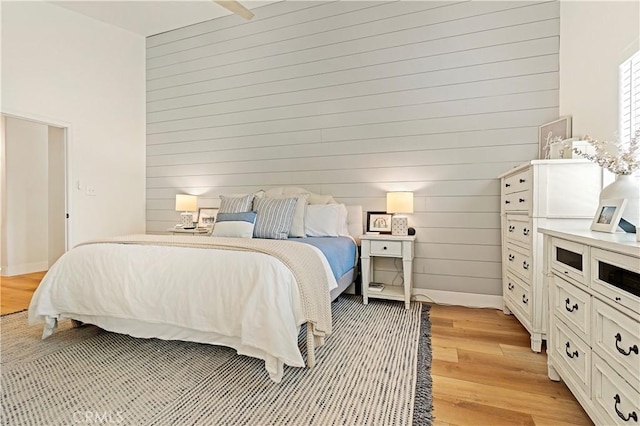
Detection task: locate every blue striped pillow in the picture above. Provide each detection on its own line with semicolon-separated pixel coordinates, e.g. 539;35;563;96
219;194;254;213
253;197;297;240
212;212;257;238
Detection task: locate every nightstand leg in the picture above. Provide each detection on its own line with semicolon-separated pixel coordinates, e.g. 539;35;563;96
403;258;412;309
361;256;371;305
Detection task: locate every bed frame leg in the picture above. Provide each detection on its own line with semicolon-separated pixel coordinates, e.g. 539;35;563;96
306;323;316;368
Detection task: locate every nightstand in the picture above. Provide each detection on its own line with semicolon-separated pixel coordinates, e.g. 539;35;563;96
360;234;416;309
167;227;211;235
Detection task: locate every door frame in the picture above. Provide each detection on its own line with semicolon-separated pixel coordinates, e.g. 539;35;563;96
1;109;71;256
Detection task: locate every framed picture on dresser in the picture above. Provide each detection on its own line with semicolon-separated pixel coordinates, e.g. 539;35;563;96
591;199;627;233
539;116;572;159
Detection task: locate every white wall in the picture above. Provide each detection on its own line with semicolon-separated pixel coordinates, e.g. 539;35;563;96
146;1;561;299
2;117;49;275
1;1;147;248
560;0;640;140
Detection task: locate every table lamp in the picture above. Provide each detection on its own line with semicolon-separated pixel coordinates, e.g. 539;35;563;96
175;194;197;228
387;191;414;236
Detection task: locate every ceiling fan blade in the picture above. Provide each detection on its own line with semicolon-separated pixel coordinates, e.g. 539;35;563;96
214;1;255;20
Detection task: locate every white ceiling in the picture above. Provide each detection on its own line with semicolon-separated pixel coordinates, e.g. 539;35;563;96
50;1;270;37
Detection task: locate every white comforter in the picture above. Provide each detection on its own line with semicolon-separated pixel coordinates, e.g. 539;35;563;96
28;242;337;382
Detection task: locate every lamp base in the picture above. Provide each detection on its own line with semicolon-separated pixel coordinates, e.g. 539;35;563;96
391;215;409;236
180;212;194;228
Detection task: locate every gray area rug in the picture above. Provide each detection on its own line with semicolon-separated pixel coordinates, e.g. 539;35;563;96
1;296;432;425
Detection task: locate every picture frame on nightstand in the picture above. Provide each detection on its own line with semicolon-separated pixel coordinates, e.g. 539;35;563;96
197;208;218;228
366;211;392;234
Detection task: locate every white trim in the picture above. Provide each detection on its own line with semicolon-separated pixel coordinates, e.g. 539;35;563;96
1;261;48;277
413;288;503;309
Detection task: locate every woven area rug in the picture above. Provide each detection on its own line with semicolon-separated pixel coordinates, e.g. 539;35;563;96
1;296;432;425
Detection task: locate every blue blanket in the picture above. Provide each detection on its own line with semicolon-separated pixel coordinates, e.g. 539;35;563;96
288;236;357;281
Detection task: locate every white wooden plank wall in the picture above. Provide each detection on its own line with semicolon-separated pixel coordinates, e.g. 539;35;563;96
145;0;560;297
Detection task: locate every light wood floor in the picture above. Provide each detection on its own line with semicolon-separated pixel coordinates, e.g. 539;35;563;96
0;271;45;315
2;273;591;425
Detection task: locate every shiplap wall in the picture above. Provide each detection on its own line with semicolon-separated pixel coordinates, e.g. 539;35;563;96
145;1;560;297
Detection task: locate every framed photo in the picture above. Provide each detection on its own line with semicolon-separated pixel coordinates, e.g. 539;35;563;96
591;199;627;233
366;211;393;234
539;116;572;159
197;208;219;228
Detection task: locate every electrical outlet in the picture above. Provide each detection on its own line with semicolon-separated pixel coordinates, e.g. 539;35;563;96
86;186;96;196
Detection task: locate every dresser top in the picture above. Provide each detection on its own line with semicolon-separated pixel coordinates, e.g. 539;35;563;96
539;224;640;257
497;159;592;179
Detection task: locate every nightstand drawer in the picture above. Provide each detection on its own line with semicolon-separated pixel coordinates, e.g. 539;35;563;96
504;190;532;213
370;240;402;256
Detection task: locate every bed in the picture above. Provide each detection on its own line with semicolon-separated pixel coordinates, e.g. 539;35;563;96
28;188;362;383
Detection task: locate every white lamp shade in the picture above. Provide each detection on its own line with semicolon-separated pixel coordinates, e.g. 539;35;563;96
386;192;414;214
175;194;197;212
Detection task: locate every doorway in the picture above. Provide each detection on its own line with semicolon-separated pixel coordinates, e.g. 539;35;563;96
1;114;68;277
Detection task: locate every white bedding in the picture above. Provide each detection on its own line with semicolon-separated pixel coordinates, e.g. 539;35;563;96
28;242;337;382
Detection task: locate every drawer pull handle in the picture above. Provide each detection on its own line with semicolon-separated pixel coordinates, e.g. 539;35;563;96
519;179;525;183
615;333;639;356
508;282;514;291
519;198;525;203
565;342;578;359
505;200;511;204
522;295;528;304
565;298;578;312
505;183;511;187
523;228;530;236
522;261;529;270
508;254;514;261
615;296;622;302
563;270;569;275
508;225;514;232
383;246;387;250
614;394;638;422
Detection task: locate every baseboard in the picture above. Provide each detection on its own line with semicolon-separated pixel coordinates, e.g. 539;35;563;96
413;288;503;309
1;261;48;277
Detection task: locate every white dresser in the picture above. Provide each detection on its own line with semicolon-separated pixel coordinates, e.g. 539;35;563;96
498;160;603;351
539;227;639;426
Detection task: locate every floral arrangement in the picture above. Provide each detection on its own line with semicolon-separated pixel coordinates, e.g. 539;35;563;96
573;128;640;175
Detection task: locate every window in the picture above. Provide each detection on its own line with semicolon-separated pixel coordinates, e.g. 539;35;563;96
619;49;640;144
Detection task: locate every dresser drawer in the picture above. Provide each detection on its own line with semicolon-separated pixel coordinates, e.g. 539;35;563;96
592;353;640;426
591;248;640;315
504;190;532;213
503;168;532;195
551;238;588;288
505;243;532;282
551;275;590;341
370;240;402;257
504;272;532;320
550;318;591;402
592;298;640;391
505;215;533;248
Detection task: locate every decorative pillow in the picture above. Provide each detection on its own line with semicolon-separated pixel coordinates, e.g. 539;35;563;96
305;204;348;237
263;193;309;238
219;193;254;213
263;186;336;205
212;212;257;238
253;197;297;240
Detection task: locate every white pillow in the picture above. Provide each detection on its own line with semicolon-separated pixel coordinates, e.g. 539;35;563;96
263;193;308;238
305;204;348;237
212;212;256;238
